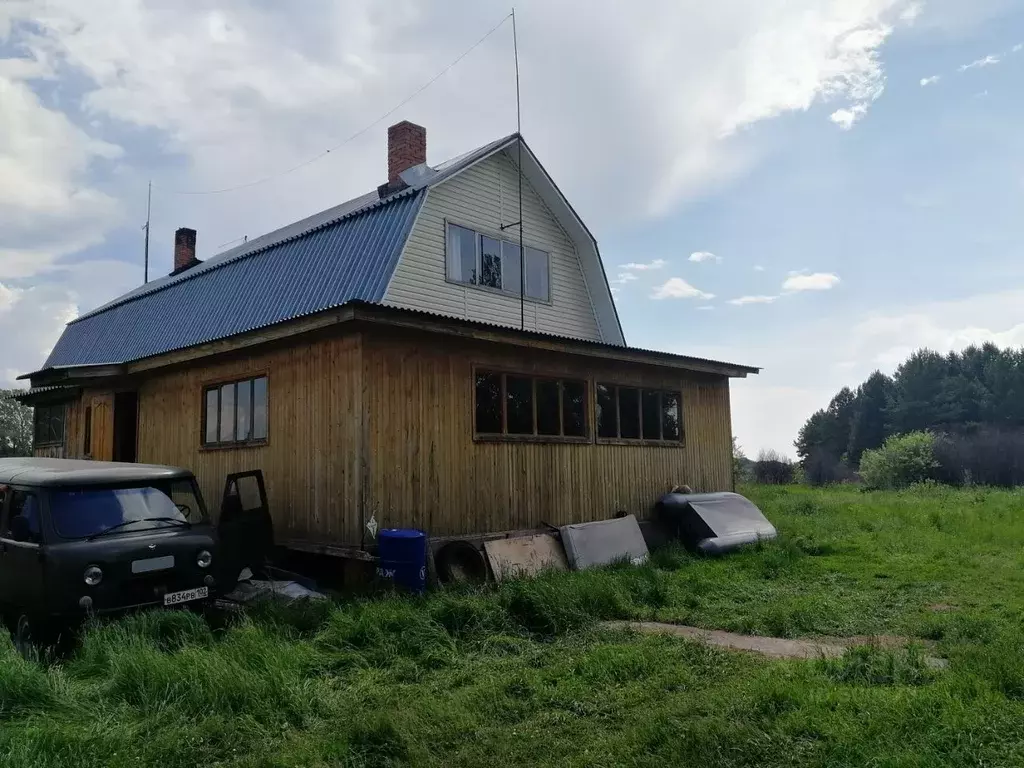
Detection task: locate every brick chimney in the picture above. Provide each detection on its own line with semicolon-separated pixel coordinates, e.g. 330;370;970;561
387;121;426;184
172;227;199;274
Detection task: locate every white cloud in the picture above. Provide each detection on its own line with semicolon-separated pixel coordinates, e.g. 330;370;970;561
619;259;667;271
1;0;921;226
728;295;779;305
782;271;841;291
959;54;1000;71
1014;43;1023;53
753;265;765;272
829;104;869;130
651;278;714;300
899;2;923;21
696;305;715;311
919;75;940;86
610;272;639;286
688;251;721;263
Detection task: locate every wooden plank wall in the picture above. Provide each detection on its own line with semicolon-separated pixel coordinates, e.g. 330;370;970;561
362;329;733;538
41;324;735;548
134;333;362;541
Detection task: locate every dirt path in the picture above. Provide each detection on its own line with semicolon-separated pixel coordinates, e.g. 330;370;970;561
601;621;948;667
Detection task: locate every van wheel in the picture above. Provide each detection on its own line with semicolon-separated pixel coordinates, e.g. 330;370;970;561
10;614;54;662
11;614;37;660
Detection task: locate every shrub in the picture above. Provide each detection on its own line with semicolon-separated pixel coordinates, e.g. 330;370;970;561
802;449;856;486
753;449;795;484
859;431;937;490
933;429;1024;488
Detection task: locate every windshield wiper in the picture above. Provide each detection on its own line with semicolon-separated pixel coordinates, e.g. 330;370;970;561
87;517;191;541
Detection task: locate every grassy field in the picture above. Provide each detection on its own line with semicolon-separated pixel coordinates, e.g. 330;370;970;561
4;484;1024;767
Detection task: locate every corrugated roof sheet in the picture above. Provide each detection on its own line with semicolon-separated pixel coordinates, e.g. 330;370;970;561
45;190;424;368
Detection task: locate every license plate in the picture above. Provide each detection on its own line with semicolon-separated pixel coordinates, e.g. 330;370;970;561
132;555;174;574
163;586;208;606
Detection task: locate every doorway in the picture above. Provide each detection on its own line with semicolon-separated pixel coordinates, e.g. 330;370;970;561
112;391;138;463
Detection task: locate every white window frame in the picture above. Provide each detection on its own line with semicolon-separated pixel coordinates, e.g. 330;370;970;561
445;220;551;303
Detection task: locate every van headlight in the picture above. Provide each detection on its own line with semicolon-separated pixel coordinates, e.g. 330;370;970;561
84;565;103;586
197;550;213;569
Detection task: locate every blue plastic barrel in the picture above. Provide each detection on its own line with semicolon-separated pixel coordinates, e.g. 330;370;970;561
376;529;427;594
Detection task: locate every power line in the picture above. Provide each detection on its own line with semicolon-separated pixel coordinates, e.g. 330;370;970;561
154;12;513;197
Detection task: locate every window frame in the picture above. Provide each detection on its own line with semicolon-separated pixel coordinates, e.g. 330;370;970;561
32;403;67;447
472;366;590;444
594;382;685;447
444;219;553;304
201;374;269;449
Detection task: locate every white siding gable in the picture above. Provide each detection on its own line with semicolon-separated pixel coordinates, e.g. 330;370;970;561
384;150;606;342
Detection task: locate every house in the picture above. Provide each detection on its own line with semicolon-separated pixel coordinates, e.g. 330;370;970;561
18;121;758;557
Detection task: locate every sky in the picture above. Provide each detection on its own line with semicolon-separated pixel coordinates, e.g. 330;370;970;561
1;0;1023;458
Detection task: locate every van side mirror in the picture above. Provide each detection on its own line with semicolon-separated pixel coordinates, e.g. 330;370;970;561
9;515;32;543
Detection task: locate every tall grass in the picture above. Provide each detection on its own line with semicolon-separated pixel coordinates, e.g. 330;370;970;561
3;485;1024;765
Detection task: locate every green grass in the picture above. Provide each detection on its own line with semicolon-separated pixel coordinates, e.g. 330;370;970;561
4;484;1024;766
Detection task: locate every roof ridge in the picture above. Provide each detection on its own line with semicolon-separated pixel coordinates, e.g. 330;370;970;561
71;186;419;326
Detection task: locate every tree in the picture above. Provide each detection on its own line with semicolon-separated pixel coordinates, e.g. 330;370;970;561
847;371;893;465
888;350;951;434
795;387;856;466
0;390;33;457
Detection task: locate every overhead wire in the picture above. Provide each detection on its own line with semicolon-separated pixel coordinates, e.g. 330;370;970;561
152;12;513;197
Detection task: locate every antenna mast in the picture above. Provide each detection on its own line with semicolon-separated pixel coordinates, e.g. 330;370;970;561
513;8;525;331
143;180;152;283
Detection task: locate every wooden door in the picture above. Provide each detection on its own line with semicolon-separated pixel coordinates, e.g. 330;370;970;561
89;394;114;461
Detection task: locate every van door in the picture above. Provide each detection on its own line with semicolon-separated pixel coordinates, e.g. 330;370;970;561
0;489;46;614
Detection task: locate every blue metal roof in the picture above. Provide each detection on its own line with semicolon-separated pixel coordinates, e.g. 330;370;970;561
44;189;424;368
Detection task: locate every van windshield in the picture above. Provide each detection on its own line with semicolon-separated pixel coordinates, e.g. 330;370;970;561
49;480;206;540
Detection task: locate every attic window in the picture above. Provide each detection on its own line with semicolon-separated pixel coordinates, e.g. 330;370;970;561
446;222;550;301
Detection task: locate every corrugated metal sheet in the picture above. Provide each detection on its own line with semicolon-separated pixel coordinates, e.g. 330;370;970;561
45;190;424;368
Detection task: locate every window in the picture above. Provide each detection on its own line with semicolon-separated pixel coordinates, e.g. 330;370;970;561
83;406;92;456
475;370;587;439
2;491;41;543
33;404;66;446
596;384;684;444
446;222;550;301
203;376;268;446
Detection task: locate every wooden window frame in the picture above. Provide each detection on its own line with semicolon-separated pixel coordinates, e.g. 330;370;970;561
32;403;66;448
594;382;685;448
444;219;553;305
200;374;269;450
472;366;590;444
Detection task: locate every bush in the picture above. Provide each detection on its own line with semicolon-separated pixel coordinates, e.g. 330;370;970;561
933;429;1024;488
753;449;795;485
859;431;937;490
802;450;855;487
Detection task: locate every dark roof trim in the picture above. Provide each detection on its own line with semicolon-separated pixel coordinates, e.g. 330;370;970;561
349;302;759;378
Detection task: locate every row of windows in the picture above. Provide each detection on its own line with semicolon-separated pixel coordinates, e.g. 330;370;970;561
31;372;682;451
203;376;268;446
474;371;684;445
447;223;551;302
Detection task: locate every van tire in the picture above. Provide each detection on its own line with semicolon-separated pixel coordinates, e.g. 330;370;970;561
9;614;56;662
435;541;489;585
